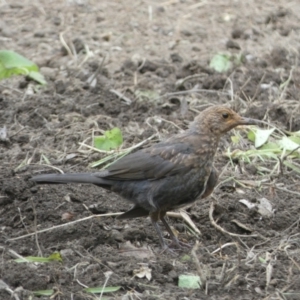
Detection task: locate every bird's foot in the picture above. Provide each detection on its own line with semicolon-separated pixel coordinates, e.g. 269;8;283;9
159;245;178;256
169;238;192;250
158;240;192;256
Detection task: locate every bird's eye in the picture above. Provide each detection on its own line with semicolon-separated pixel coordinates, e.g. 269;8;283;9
222;113;229;119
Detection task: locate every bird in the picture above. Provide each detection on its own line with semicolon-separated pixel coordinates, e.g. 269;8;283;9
31;105;259;252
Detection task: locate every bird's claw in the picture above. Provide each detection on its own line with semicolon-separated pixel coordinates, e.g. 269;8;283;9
169;238;192;250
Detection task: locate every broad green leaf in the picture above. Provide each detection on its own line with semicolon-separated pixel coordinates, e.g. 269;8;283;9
290;130;300;137
83;286;121;294
0;50;46;84
289;135;300;145
260;142;282;152
94;128;123;151
229;148;279;160
209;54;232;73
278;136;300;151
33;290;54;296
15;252;62;263
253;128;275;148
178;275;201;289
28;70;46;85
0;50;38;76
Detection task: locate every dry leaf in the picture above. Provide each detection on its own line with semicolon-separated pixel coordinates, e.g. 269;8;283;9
257;198;274;217
231;219;253;232
239;198;274;217
61;212;74;221
239;199;256;209
133;266;152;281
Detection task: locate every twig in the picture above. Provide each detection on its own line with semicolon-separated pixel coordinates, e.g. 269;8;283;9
275;185;300;197
279;145;300;174
8;210;198;242
30;197;43;257
211;242;239;255
209;198;259;238
191;241;207;291
0;280;20;300
167;211;201;235
175;74;208;89
7;213;122;242
109;89;132;105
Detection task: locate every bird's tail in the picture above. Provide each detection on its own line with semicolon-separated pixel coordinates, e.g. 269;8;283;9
31;173;110;187
117;206;149;219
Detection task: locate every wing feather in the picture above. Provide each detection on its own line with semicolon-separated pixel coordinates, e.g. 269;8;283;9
98;141;199;181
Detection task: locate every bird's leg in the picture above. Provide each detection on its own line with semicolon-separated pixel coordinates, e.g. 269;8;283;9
160;215;191;250
150;211;191;252
150;212;168;251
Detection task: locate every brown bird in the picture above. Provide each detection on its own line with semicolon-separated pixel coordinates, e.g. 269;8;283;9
31;106;259;251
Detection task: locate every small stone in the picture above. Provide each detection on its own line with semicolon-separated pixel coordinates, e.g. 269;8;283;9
180;29;193;37
226;40;241;49
34;32;45;38
1;28;14;37
168;270;178;279
53;16;61;26
55;80;67;94
96;16;105;22
60;249;74;257
279;28;290;37
170;53;183;63
231;28;243;39
192;45;201;52
73;38;85;53
40;67;58;80
110;229;123;242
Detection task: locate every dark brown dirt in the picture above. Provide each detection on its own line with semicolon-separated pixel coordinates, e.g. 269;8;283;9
1;1;300;299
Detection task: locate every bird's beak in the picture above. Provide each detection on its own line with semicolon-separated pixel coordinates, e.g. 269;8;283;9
238;117;260;126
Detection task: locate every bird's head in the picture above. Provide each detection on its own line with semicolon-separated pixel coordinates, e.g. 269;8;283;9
192;106;259;136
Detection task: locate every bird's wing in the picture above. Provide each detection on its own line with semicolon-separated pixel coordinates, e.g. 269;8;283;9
96;141;200;181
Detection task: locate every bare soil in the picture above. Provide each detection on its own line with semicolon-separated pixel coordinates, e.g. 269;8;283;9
1;1;300;299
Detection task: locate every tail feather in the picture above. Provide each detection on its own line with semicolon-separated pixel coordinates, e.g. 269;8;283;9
31;173;110;186
117;205;149;219
32;173;152;219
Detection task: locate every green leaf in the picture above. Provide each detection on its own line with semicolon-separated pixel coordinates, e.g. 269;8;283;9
260;142;282;152
94;128;123;151
0;50;46;84
48;252;63;262
134;89;159;101
15;252;62;263
83;286;121;294
253;128;275;148
33;290;54;296
289;130;300;137
0;50;38;76
209;54;232;73
28;70;47;85
180;254;192;262
178;275;201;289
278;136;300;151
231;135;240;144
259;257;266;264
288;135;300;145
247;130;256;142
